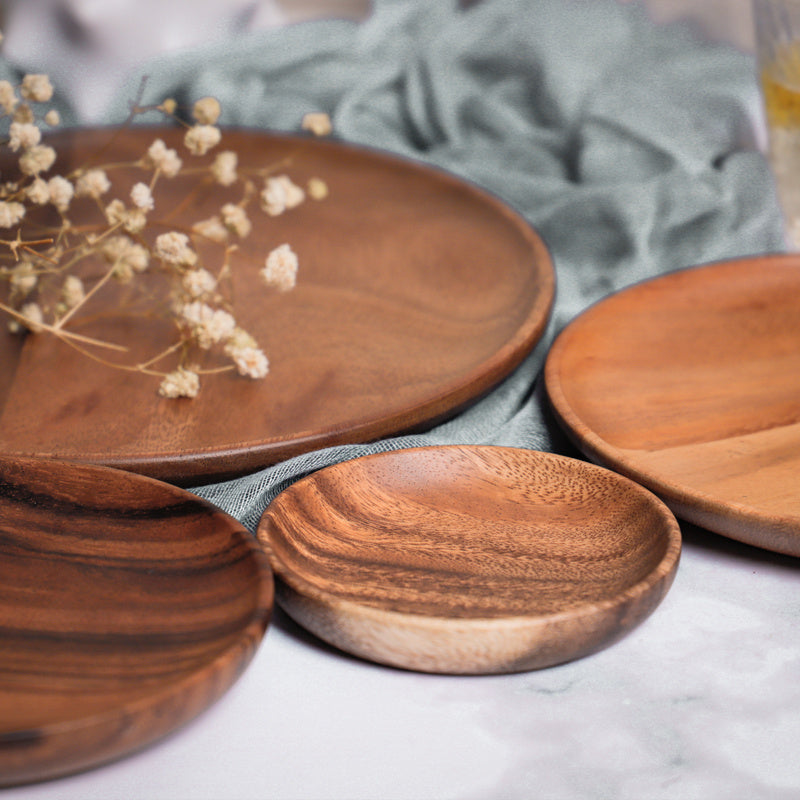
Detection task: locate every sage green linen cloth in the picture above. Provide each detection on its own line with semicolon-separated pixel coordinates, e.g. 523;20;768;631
177;0;786;530
5;0;786;530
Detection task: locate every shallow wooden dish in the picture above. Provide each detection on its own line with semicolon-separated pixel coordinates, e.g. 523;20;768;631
0;456;273;787
257;446;681;674
0;127;553;485
545;255;800;557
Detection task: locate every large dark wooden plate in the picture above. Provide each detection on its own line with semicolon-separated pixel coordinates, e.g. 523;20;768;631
0;127;553;485
0;456;273;787
545;255;800;557
257;446;681;674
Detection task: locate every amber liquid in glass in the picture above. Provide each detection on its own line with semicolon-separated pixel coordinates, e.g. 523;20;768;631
761;46;800;245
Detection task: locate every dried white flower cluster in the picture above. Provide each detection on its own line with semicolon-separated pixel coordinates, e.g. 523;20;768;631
158;366;200;399
262;243;299;292
0;70;333;399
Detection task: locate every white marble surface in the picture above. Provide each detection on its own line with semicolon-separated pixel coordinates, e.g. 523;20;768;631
5;521;799;800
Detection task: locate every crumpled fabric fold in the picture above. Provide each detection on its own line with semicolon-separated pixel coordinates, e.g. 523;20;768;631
1;0;785;531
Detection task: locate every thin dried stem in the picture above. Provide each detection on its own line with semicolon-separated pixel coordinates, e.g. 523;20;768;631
56;333;164;376
53;261;118;330
0;80;325;396
0;299;128;351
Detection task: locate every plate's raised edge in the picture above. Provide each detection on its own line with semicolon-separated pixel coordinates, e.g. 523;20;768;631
0;456;274;785
19;127;556;485
543;255;800;557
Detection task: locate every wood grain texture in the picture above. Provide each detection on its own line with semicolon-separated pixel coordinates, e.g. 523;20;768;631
544;255;800;557
257;446;680;674
0;127;553;485
0;456;273;787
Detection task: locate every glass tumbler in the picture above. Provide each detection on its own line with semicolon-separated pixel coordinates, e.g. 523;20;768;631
753;0;800;246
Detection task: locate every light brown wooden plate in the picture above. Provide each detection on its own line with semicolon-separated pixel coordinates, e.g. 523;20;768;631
545;255;800;557
257;445;681;674
0;127;553;485
0;456;273;787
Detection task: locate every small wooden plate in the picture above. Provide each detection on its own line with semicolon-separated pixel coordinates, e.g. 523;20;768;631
0;127;553;485
0;456;273;787
257;446;680;674
545;255;800;557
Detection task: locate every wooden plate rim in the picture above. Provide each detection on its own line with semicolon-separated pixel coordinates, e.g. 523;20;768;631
544;255;800;554
9;127;555;482
0;455;274;785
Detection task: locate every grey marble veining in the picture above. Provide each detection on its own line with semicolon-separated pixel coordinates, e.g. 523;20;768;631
458;527;800;800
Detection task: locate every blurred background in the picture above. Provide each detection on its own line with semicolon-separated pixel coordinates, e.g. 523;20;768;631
0;0;755;122
622;0;754;51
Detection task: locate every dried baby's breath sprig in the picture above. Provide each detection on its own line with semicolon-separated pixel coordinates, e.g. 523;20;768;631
184;124;221;156
48;175;74;212
0;81;17;114
261;174;305;217
20;74;54;104
192;215;229;244
74;168;111;199
130;181;154;211
228;342;269;379
159;366;200;399
211;150;238;186
19;301;44;331
192;97;222;126
262;243;299;292
19;144;56;176
179;301;236;349
0;201;25;228
308;177;329;200
9;121;41;151
221;203;252;238
61;274;85;308
0;70;332;398
301;112;333;137
154;231;197;266
143;138;183;177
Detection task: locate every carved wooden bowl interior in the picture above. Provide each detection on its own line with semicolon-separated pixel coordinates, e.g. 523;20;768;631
257;445;681;675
